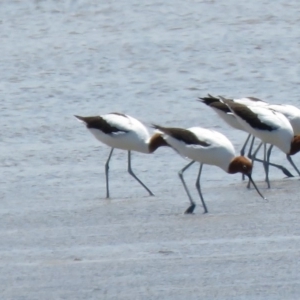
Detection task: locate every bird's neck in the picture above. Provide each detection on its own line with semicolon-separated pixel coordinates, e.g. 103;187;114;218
148;133;170;153
289;135;300;155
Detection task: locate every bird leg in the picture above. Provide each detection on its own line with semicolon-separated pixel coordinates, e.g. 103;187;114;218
251;143;294;178
105;148;114;198
286;155;300;176
127;151;154;196
247;135;256;159
251;158;294;178
264;144;274;186
240;133;251;157
195;163;208;214
247;142;263;188
178;161;196;214
263;143;271;188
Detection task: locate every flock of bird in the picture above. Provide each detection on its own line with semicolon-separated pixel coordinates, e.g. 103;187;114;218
75;94;300;214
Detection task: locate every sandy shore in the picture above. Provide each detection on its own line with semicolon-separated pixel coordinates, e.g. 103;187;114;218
1;177;300;300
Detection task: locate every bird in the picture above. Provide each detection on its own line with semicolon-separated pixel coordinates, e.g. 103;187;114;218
152;124;266;214
199;94;267;157
75;113;169;198
198;95;293;179
247;103;300;175
223;101;300;188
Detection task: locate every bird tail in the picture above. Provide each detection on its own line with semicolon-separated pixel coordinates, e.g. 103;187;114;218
152;124;176;136
198;94;220;105
74;115;88;123
151;124;165;132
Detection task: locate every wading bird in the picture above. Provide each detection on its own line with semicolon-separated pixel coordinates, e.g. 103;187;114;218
152;124;266;214
223;101;300;188
199;94;267;157
75;113;169;198
198;95;293;180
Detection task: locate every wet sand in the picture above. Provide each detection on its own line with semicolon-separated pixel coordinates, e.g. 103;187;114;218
1;175;300;299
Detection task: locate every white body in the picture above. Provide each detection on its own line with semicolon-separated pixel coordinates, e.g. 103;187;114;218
268;104;300;135
233;97;269;107
210;107;244;131
83;114;152;153
211;97;268;132
232;106;294;154
162;127;236;172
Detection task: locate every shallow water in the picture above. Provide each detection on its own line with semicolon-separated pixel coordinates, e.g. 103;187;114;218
1;0;300;299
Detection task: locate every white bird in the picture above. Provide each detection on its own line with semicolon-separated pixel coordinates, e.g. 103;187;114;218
199;94;268;156
224;101;300;187
198;95;293;179
248;103;300;175
199;95;245;132
75;113;169;198
152;124;265;214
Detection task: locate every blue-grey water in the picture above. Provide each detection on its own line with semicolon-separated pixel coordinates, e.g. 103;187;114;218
1;1;300;299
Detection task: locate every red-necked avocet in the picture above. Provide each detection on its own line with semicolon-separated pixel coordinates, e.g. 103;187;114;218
198;95;293;179
75;113;169;198
152;124;266;214
224;101;300;188
199;94;267;156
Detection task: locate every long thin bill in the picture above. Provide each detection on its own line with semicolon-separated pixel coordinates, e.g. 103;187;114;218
247;174;267;200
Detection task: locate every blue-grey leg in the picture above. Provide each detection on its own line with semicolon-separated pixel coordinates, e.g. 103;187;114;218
247;142;263;188
265;145;274;186
286;155;300;176
247;136;256;158
127;150;154;196
252;141;263;162
252;144;294;178
105;148;114;198
263;144;271;188
178;160;196;214
195;163;208;214
240;133;251;157
266;144;273;161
